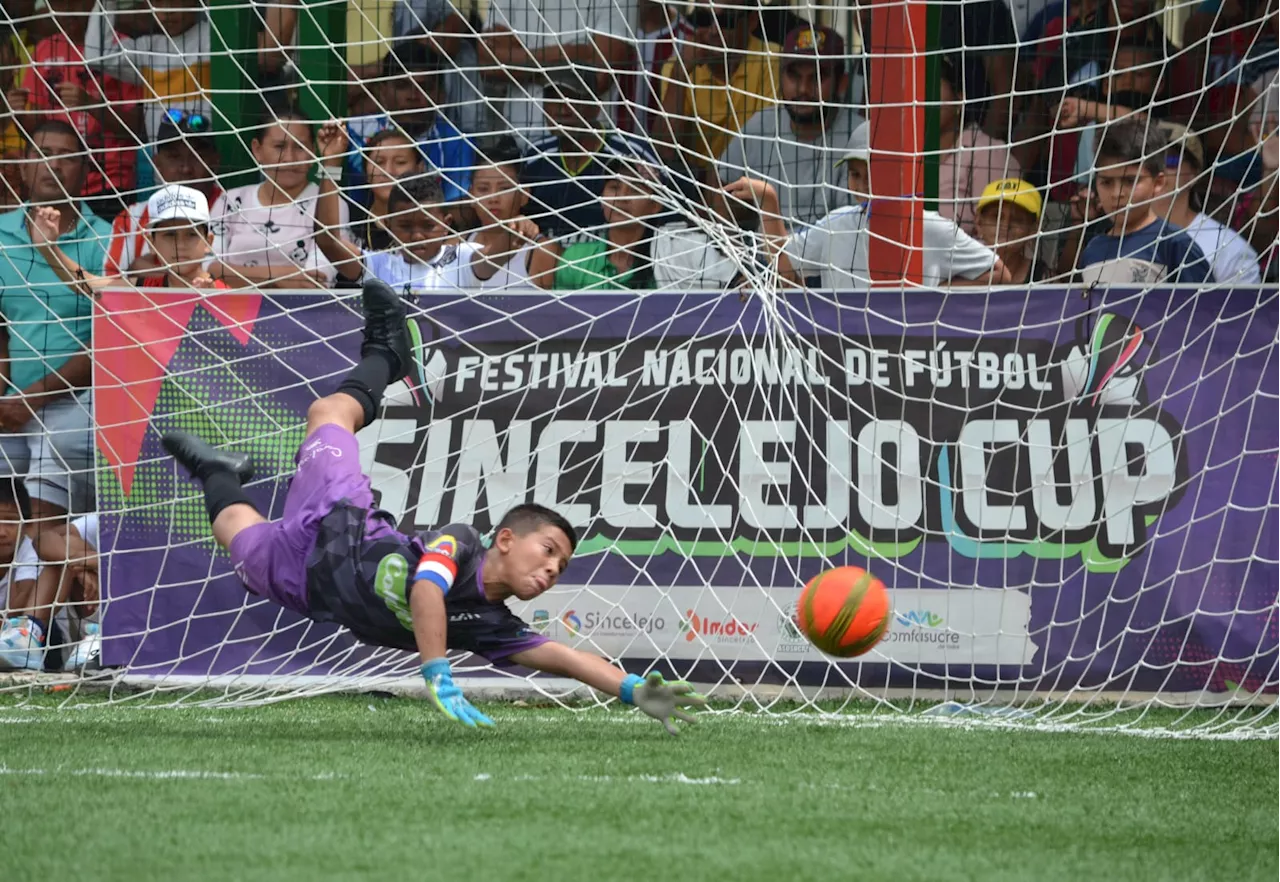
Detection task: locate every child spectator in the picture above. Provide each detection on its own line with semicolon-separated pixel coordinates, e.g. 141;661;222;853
34;512;99;671
1077;119;1212;287
973;179;1058;284
1153;121;1262;284
457;138;551;290
346;42;474;202
105;109;222;276
209;111;349;289
782;121;1006;289
934;54;1022;231
0;477;45;671
21;0;144;221
352;128;426;252
531;156;669;291
315;121;479;293
31;185;222;292
84;0;213;142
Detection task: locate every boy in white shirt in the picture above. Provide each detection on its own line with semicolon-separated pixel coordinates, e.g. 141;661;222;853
782;121;1007;289
314;122;481;294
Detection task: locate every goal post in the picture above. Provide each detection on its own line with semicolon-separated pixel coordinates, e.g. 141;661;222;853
0;0;1276;739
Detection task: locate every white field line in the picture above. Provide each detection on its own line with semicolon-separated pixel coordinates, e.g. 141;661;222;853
0;765;343;782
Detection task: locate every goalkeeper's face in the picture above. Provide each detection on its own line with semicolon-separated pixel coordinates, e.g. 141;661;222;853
495;524;573;600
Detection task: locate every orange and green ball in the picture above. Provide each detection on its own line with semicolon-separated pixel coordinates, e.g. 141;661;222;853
796;566;891;658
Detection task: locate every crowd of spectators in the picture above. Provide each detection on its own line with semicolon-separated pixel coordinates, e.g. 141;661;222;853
0;0;1276;669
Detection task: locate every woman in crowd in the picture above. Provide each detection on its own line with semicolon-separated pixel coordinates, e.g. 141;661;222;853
353;128;426;252
208;110;350;288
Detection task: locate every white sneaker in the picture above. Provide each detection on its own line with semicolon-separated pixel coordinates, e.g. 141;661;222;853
0;617;46;671
63;622;101;672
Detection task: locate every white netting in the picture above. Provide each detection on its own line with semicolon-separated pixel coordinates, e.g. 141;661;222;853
0;0;1275;737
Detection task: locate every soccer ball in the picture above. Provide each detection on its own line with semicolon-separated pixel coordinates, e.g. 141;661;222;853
795;566;891;658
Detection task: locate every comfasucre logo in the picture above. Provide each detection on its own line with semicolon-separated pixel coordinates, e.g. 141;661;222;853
895;609;944;628
679;611;759;642
561;610;582;636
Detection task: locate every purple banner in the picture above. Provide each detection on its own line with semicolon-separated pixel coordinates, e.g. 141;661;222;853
97;288;1279;694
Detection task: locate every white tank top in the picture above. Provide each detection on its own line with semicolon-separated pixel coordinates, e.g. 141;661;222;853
460;233;536;290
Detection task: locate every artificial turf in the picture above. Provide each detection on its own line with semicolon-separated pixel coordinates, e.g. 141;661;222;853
1;694;1274;882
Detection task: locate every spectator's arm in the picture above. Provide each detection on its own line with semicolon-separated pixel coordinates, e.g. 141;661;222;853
312;122;363;282
656;48;702;166
722;177;798;285
259;0;300;78
28;206;115;297
527;237;563;289
981;54;1015;139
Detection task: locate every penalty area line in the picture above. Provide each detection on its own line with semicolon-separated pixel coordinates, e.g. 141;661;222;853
0;765;344;782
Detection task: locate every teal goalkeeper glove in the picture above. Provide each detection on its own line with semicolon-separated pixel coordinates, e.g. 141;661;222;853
421;658;495;729
620;671;707;736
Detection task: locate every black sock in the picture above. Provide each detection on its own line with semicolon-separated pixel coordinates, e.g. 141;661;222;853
336;351;396;426
203;469;255;524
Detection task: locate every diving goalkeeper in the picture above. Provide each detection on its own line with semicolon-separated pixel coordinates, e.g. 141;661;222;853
162;279;704;734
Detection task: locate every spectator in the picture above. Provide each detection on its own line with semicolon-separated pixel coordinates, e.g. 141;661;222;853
346;43;475;202
657;2;781;177
973;179;1057;284
0;119;106;528
209;111;349;289
1076;119;1212;286
935;54;1022;230
1153;121;1262;284
479;0;635;137
651;216;770;290
32;186;222;292
33;512;100;671
626;0;694;137
1239;70;1278;281
20;0;143;222
716;25;859;229
457;138;551;290
84;0;213;142
0;477;43;671
531;156;667;291
936;0;1018;139
351;129;426;252
782;121;1005;290
315;122;479;293
393;0;486;136
105;109;222;277
520;67;661;238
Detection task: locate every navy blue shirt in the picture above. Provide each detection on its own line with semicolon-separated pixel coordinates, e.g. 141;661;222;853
1078;218;1212;286
519;132;661;238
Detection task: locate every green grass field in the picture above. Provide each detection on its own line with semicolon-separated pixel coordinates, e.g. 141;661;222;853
1;694;1275;882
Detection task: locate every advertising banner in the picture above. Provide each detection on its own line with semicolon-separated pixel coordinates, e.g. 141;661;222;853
96;288;1278;693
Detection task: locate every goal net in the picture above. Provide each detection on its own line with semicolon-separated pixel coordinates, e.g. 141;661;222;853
0;0;1275;737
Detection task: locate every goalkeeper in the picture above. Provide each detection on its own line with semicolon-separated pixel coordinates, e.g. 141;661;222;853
162;279;704;734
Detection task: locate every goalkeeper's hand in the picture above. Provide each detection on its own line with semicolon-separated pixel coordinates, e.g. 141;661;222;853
620;671;707;736
421;658;495;729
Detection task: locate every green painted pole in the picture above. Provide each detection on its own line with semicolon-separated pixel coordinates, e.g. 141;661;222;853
208;0;259;187
296;0;348;123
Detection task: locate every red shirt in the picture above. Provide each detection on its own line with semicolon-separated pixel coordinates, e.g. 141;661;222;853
22;34;143;198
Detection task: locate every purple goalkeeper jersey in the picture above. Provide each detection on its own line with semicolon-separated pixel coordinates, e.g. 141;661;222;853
303;510;550;664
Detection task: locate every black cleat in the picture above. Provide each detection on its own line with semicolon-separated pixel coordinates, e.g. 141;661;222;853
162;431;254;484
360;278;413;383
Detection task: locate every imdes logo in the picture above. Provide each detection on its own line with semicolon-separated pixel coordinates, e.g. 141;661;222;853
680;611;759;643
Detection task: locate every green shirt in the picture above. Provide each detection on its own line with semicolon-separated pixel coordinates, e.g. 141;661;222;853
0;205;111;393
554;240;653;292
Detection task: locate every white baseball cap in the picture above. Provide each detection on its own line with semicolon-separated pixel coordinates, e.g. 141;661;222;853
836;121;871;166
147;185;210;228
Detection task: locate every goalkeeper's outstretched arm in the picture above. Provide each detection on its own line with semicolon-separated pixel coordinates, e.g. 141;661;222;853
508;641;706;736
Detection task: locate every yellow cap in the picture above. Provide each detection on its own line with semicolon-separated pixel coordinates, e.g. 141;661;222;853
976;178;1043;220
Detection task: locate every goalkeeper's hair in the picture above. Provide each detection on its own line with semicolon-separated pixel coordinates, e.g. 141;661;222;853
1097;117;1168;177
0;476;32;521
495;504;578;552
